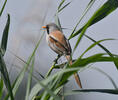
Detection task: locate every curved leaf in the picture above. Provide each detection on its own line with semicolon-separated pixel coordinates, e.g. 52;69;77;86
84;34;118;69
80;38;115;58
0;54;14;100
58;0;65;10
25;56;35;100
0;14;10;56
58;1;71;13
92;67;118;89
54;53;118;69
69;0;118;39
7;33;44;100
0;79;3;99
69;0;96;38
0;0;7;17
64;89;118;96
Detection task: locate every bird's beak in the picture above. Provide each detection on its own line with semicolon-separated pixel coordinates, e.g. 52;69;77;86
42;26;47;29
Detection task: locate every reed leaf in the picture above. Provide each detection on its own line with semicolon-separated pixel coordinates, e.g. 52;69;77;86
0;14;10;56
69;0;118;39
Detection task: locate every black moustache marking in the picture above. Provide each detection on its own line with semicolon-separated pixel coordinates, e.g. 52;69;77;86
47;29;49;34
46;26;49;34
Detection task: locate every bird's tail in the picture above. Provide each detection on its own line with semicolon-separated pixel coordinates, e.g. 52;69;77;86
66;55;82;88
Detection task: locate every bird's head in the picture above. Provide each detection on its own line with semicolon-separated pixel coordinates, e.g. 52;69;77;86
42;23;61;34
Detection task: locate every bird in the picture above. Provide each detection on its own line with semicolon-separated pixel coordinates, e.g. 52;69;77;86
42;23;82;88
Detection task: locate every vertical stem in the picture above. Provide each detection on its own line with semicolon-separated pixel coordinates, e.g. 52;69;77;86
45;55;60;78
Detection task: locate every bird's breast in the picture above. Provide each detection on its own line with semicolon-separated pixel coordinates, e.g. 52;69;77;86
46;34;49;44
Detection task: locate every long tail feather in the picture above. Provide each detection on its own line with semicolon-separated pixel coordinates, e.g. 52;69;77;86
66;55;82;88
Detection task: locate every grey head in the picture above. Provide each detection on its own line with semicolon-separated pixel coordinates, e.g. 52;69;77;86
45;23;61;34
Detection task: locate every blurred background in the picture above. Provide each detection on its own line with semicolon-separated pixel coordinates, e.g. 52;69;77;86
0;0;118;100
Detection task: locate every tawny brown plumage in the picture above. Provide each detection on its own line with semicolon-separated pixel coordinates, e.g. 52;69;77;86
66;55;82;88
47;30;71;55
42;23;82;88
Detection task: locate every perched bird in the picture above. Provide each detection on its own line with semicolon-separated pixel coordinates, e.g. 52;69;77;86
42;23;82;88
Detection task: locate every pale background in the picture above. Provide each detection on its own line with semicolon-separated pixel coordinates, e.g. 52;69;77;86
0;0;118;100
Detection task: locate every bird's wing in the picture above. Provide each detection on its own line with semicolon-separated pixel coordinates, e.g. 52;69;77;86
49;30;71;55
49;35;68;54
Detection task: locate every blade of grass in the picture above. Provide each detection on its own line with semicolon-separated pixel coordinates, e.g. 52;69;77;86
69;0;118;39
92;67;117;89
0;14;14;100
55;0;67;31
69;0;96;39
0;78;3;99
41;70;65;100
40;83;61;100
58;1;72;13
29;78;61;100
80;38;115;58
8;33;44;100
25;55;35;100
29;67;81;99
0;0;7;17
58;0;66;10
0;54;14;100
55;14;62;31
45;55;61;77
73;19;91;53
49;86;63;100
40;91;48;100
8;50;44;79
55;55;118;68
29;73;58;99
30;58;118;99
64;89;118;96
71;53;117;68
84;34;118;69
4;65;42;100
41;78;60;100
0;14;10;56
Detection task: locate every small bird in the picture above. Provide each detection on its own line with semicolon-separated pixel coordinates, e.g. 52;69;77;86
42;23;82;88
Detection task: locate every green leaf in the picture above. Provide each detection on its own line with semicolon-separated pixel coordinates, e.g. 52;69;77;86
29;66;78;99
71;53;117;68
51;67;82;88
69;0;118;39
69;0;96;38
73;20;91;52
29;67;77;99
0;54;14;100
7;33;44;100
49;86;63;100
54;53;118;68
58;1;71;13
64;89;118;96
30;62;118;99
29;79;61;100
0;79;3;99
55;14;62;31
92;67;117;89
8;50;45;79
55;53;118;70
0;14;10;56
55;0;68;31
25;56;35;100
40;71;64;100
29;73;58;99
0;0;7;17
58;0;65;10
84;34;118;69
80;38;115;58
